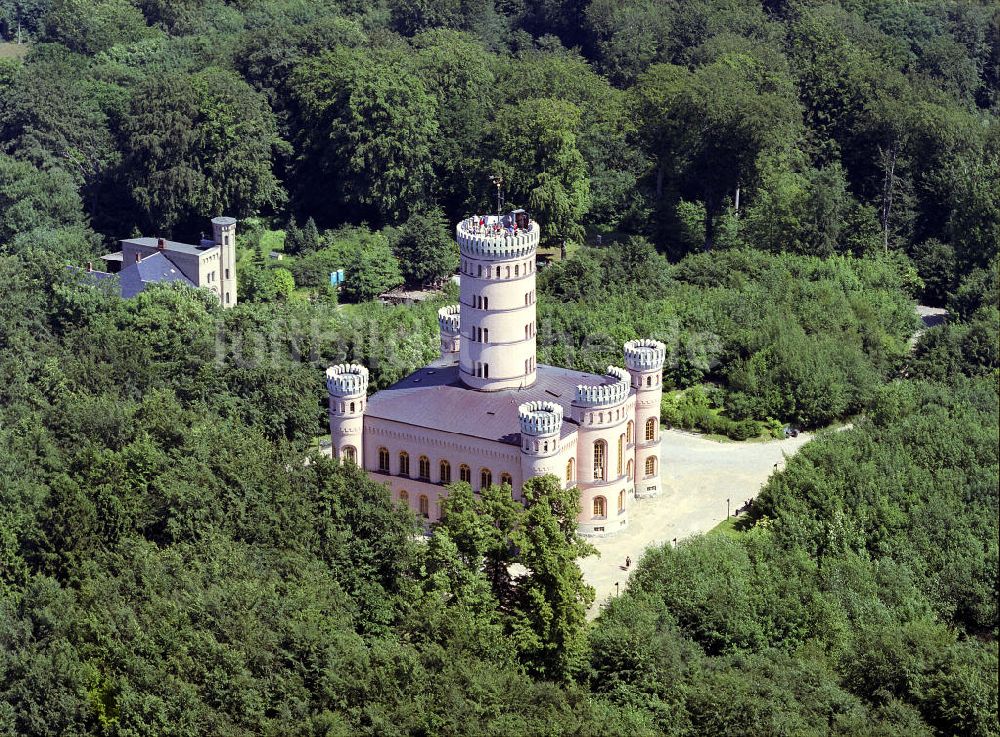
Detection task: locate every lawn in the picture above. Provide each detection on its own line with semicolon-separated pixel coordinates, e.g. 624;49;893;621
707;515;741;537
707;512;758;537
260;229;286;255
0;42;30;60
536;239;581;263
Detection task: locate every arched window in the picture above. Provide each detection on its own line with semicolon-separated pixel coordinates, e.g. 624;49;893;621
496;266;501;277
515;264;520;277
645;417;656;441
349;401;355;413
378;447;390;472
593;441;607;481
483;363;489;378
439;460;451;484
480;469;492;490
460;464;471;483
483;328;488;342
399;451;410;476
477;264;483;277
418;455;430;481
593;496;607;517
626;459;633;481
500;472;512;487
618;490;626;512
343;446;356;464
483;297;488;309
617;434;624;476
419;494;429;518
646;375;652;387
626;420;634;444
505;266;510;278
400;490;408;503
645;456;656;477
566;458;575;483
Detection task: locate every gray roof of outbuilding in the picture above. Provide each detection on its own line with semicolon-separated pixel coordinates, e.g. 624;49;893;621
118;252;196;298
121;237;216;256
364;363;615;444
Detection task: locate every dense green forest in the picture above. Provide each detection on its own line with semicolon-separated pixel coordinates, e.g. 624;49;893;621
0;0;997;735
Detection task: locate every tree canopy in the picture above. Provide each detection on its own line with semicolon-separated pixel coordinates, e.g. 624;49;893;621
0;0;996;733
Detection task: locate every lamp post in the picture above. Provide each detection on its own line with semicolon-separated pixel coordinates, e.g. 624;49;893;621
615;582;619;596
490;174;504;216
727;498;730;518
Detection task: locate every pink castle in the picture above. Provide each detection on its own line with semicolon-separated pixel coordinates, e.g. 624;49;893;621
327;212;665;535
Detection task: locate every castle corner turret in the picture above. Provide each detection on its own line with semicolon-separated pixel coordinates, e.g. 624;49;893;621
327;363;368;464
625;339;667;497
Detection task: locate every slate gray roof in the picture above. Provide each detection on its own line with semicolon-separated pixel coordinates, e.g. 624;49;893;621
365;363;616;444
120;237;216;256
118;252;195;298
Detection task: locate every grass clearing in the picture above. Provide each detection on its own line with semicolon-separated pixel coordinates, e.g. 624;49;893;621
707;515;740;537
0;42;29;60
260;229;286;254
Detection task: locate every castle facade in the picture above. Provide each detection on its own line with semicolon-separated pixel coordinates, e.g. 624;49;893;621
327;213;665;535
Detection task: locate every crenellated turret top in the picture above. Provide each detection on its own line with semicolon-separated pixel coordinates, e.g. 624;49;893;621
518;400;564;437
438;304;460;334
624;339;667;372
326;363;369;397
574;366;631;408
457;213;539;260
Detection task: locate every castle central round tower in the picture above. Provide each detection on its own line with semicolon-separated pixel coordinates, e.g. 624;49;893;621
456;213;539;391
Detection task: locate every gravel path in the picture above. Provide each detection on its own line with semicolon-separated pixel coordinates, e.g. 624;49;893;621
580;429;814;617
